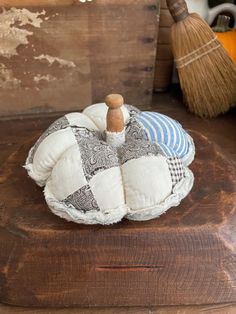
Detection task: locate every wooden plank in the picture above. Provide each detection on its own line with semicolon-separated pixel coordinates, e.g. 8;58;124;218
158;27;172;44
1;303;236;313
154;61;173;91
0;0;76;6
160;0;168;9
156;44;172;60
154;0;173;91
0;0;159;117
159;8;173;27
0;123;236;307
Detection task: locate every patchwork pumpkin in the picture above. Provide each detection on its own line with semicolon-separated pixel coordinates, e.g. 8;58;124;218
25;94;195;225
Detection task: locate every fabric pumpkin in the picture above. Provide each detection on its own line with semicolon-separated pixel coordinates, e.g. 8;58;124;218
25;102;195;225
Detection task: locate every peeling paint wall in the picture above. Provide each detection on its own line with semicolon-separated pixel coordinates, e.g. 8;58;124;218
0;8;46;58
0;0;157;116
34;54;76;68
0;63;21;88
33;74;57;83
0;3;93;115
0;7;78;91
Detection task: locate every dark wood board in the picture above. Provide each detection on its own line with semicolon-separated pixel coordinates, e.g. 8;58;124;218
0;117;236;306
1;303;236;313
0;0;159;117
154;0;173;92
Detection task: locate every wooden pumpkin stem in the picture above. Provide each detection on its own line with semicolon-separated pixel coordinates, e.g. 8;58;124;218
105;94;125;133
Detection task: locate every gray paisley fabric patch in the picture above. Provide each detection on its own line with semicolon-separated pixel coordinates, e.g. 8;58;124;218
125;117;148;142
167;157;185;187
63;185;99;212
125;104;141;116
118;139;162;165
72;127;119;181
29;116;69;163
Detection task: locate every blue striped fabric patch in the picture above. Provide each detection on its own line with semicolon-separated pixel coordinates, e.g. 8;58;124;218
136;112;189;158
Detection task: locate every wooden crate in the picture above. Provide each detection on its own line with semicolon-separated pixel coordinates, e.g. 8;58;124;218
0;0;159;117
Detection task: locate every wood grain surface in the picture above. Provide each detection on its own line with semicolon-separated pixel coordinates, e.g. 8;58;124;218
0;0;159;117
0;88;236;308
0;0;83;6
0;303;236;313
154;0;174;92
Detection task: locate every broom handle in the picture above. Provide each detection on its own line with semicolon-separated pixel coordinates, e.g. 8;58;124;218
166;0;190;22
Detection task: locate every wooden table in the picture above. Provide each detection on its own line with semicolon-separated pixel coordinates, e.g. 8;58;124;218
0;88;236;312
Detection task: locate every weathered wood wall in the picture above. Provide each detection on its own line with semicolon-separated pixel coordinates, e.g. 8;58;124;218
0;0;159;117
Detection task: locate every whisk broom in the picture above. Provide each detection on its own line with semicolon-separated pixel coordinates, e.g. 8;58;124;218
166;0;236;118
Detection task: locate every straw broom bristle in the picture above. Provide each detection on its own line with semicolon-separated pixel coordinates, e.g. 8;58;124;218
171;13;236;118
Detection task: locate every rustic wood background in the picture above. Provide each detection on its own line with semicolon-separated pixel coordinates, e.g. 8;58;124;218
0;0;159;117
